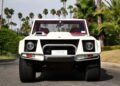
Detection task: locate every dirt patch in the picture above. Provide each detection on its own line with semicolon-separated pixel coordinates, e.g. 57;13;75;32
101;49;120;64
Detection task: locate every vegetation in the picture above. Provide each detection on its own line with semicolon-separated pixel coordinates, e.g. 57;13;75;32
67;5;73;18
43;8;48;18
50;9;56;17
0;28;21;55
75;0;120;46
38;13;42;19
102;45;120;51
0;55;16;60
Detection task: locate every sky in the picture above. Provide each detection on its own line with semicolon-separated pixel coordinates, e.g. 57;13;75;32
2;0;76;29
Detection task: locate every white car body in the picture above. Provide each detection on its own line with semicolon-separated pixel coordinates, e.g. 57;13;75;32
19;19;101;61
19;19;101;82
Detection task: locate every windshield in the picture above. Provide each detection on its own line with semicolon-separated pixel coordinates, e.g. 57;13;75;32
32;20;87;35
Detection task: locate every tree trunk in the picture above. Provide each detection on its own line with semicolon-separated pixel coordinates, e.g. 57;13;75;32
97;0;104;47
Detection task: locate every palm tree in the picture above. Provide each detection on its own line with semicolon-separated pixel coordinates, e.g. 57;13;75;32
29;12;34;26
26;16;30;21
56;10;61;18
21;17;31;35
21;18;25;22
61;7;68;18
60;0;67;9
43;8;48;18
9;21;17;29
73;8;78;18
38;13;42;19
0;0;4;28
95;0;105;47
4;8;11;28
50;9;56;17
29;12;34;19
9;9;14;17
67;5;73;18
96;0;102;27
18;12;23;28
21;21;31;35
9;8;14;28
75;0;95;19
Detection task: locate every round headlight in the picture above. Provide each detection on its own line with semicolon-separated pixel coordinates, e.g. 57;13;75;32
26;42;35;50
85;42;94;51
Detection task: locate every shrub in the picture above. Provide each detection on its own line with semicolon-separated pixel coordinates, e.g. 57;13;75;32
0;28;21;55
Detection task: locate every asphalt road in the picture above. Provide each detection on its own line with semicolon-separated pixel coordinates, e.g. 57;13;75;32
0;60;120;86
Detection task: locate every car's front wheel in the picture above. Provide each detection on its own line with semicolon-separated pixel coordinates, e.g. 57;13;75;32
19;58;35;82
85;57;101;81
85;66;101;81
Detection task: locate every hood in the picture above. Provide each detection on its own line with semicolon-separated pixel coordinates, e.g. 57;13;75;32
24;32;95;40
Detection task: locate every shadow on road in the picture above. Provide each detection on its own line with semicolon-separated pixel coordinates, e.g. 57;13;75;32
100;68;113;81
34;68;113;82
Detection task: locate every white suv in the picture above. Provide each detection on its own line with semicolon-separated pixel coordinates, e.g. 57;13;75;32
19;19;101;82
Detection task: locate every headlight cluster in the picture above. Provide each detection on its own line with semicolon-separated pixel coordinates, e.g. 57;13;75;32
82;40;95;52
25;40;37;52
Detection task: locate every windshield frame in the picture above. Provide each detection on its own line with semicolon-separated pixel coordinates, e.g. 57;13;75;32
30;19;89;35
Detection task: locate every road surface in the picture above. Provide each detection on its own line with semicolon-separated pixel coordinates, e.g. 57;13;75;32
0;60;120;86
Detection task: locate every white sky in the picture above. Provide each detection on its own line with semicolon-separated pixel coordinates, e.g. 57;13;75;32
2;0;76;29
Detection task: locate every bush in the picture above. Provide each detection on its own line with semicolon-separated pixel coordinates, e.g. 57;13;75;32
0;28;21;55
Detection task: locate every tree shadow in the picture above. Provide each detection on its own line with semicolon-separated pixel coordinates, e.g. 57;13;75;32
34;68;113;82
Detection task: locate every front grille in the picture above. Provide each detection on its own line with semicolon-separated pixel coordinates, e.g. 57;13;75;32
43;45;75;55
40;40;79;47
40;40;79;55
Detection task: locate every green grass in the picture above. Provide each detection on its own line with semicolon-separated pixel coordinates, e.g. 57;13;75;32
0;55;16;60
102;45;120;51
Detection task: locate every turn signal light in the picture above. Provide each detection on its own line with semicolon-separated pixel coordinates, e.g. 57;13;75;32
26;54;33;58
87;54;93;58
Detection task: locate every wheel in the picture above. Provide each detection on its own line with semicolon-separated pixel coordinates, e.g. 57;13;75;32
85;66;101;81
19;58;35;82
85;55;101;81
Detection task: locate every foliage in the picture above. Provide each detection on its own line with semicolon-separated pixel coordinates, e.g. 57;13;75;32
102;45;120;51
67;5;73;18
50;9;56;17
43;8;48;18
38;13;42;19
0;28;21;55
75;0;120;46
4;8;15;28
21;19;31;35
56;10;61;18
61;7;68;18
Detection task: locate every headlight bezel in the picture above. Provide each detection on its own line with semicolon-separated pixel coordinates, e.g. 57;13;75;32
82;40;95;52
24;40;37;52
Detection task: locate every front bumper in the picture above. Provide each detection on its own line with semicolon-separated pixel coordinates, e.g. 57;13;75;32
21;53;100;62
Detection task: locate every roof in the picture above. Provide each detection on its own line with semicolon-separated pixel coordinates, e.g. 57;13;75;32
33;18;86;21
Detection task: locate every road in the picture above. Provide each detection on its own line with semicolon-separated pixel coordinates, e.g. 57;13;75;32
0;60;120;86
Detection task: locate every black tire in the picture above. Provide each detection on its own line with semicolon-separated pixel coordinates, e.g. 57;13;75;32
85;56;101;81
19;58;35;82
85;66;101;81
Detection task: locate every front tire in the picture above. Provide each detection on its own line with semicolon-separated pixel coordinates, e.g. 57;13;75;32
85;66;101;81
19;58;35;82
85;57;101;81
